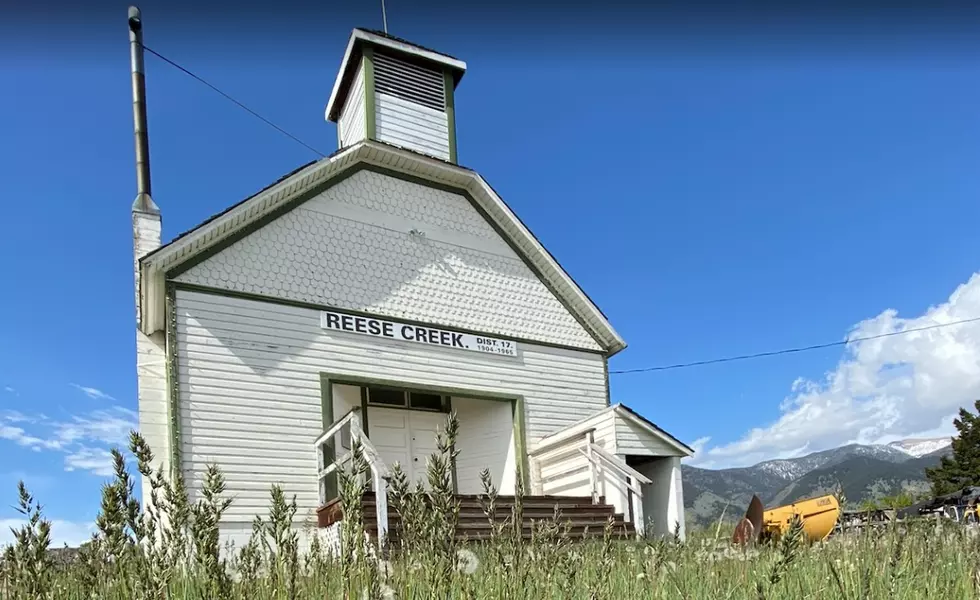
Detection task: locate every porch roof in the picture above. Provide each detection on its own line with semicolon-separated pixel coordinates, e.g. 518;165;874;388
531;403;695;458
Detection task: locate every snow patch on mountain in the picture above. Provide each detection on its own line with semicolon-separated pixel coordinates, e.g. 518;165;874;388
887;437;952;458
754;444;912;481
756;460;807;481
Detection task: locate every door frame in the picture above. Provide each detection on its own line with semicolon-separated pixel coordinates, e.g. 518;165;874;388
318;372;531;499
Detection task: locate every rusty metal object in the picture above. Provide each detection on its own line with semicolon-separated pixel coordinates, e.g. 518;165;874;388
732;495;764;545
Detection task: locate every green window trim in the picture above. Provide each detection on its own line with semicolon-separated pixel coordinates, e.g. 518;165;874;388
363;48;376;140
444;69;457;164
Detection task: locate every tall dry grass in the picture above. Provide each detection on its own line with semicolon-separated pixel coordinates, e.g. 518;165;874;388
2;412;980;599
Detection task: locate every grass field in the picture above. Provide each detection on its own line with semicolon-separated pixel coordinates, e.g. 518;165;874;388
3;421;980;599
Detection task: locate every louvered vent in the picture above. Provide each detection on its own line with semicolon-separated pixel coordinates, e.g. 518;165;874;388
374;51;446;112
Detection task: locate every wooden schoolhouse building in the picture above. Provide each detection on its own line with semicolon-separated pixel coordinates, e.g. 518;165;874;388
131;26;694;549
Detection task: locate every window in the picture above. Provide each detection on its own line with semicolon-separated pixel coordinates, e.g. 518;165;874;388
409;392;443;411
365;386;445;412
368;387;406;407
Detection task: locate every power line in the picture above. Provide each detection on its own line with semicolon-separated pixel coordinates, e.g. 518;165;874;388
136;45;980;377
610;315;980;375
142;45;327;158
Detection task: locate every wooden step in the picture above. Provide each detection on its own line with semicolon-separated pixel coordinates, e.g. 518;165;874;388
368;523;637;541
363;511;623;524
364;499;608;512
359;491;600;508
317;492;633;536
362;502;616;519
368;519;633;532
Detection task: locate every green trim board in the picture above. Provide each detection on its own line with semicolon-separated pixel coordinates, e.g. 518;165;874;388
164;282;181;479
162;161;608;354
443;69;457;164
171;281;604;357
364;387;451;414
317;372;530;495
318;373;339;501
164;165;365;280
319;373;522;403
513;397;531;492
603;357;611;407
363;47;377;140
359;386;370;436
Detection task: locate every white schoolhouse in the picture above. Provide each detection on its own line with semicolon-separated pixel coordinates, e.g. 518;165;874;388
131;27;693;548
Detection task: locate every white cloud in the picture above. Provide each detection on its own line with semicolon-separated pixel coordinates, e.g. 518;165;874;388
70;384;116;402
683;436;711;463
53;407;137;448
3;386;16;395
64;448;116;477
0;519;95;549
0;406;136;476
0;423;62;451
1;410;41;424
692;272;980;469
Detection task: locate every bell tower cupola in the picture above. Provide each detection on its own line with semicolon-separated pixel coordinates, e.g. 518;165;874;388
325;28;466;164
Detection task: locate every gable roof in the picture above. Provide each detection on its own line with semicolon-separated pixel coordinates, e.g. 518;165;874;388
531;403;695;457
613;404;695;456
138;140;627;355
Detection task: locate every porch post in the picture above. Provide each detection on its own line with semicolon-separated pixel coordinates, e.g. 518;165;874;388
316;438;325;505
585;431;599;504
373;467;389;546
632;485;646;538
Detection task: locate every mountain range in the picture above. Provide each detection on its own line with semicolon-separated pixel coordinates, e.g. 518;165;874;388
683;437;953;527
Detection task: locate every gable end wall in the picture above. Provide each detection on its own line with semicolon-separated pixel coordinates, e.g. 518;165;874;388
173;168;602;352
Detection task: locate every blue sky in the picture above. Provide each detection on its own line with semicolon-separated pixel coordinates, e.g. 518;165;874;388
2;4;980;544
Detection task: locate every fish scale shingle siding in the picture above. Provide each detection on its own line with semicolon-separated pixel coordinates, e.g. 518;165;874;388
174;169;602;351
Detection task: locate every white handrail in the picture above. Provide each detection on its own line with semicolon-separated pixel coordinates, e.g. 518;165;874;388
530;426;598;457
313;409;358;449
531;428;650;538
314;410;390;546
528;429;596;495
349;419;389;544
589;444;652;485
579;443;648;537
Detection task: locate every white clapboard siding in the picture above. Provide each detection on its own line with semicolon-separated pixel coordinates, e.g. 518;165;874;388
136;329;169;506
375;93;450;160
615;414;682;457
175;289;607;524
453;397;517;494
535;410;617;499
338;61;366;147
174;169;601;352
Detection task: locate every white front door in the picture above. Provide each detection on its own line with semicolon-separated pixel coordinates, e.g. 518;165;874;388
369;407;447;488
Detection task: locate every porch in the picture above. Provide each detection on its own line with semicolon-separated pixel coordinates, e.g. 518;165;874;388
312;389;680;544
316;491;637;541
